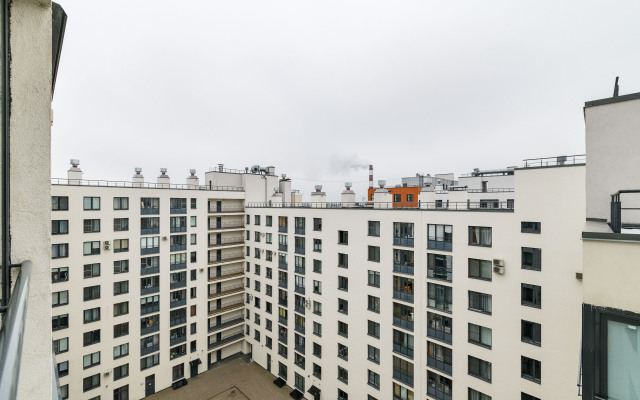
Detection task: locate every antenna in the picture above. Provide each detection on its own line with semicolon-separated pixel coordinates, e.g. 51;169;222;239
613;76;619;97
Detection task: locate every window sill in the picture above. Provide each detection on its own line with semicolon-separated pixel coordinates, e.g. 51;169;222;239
367;333;380;340
467;308;491;315
427;305;452;314
468;340;491;350
367;382;380;391
521;266;541;272
521;374;541;384
468;372;491;383
467;276;492;282
521;338;542;347
368;309;380;314
521;303;541;309
368;284;380;288
367;358;380;365
468;243;492;248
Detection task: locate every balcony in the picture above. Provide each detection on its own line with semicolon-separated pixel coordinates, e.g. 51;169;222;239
428;326;452;344
278;298;288;307
294;247;305;255
393;237;414;247
208;252;244;265
295;344;305;354
170;335;187;347
393;263;414;275
279;261;288;270
141;286;159;295
427;383;452;400
141;343;159;356
279;244;288;251
141;208;159;215
208;315;244;333
170;226;187;233
209;237;244;247
278;226;288;233
170;280;187;290
428;298;452;313
295;227;305;235
208;299;244;316
141;247;160;255
294;266;305;275
208;284;244;299
294;285;305;295
208;221;245;231
208;331;244;350
427;356;452;376
427;240;452;252
170;262;187;271
170;207;187;214
141;266;159;276
208;267;243;282
393;368;414;387
295;323;305;334
427;267;453;282
279;316;288;326
170;316;187;327
170;299;187;309
170;244;187;252
393;289;414;303
393;314;414;331
141;324;159;336
295;304;305;315
279;333;288;344
208;205;245;214
278;280;288;289
393;342;414;359
141;228;159;235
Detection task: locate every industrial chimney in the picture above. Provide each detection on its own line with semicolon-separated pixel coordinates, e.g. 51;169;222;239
369;165;373;189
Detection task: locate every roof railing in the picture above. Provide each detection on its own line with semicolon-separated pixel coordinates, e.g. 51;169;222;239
246;201;514;211
610;189;640;233
522;154;585;168
51;178;244;192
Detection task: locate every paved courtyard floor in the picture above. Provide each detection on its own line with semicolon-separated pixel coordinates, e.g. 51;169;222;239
147;358;293;400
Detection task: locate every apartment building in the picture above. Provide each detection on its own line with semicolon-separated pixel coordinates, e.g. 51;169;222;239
243;158;585;400
50;164;279;400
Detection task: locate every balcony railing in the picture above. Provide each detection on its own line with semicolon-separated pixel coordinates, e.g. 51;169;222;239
141;285;159;295
294;285;305;295
295;344;305;354
393;342;414;359
427;383;452;400
295;247;305;255
279;244;288;251
427;268;452;282
170;299;187;309
427;356;452;376
294;266;305;274
610;189;640;234
279;316;288;326
208;284;244;299
427;240;452;251
170;226;187;233
209;252;244;264
295;323;305;334
278;226;288;233
295;304;305;315
247;201;515;211
208;221;245;231
393;314;414;331
278;298;288;307
295;227;305;234
393;289;414;303
141;247;160;255
522;154;585;168
393;368;414;387
393;237;414;247
428;326;452;344
208;330;244;350
278;280;288;289
393;263;414;275
428;298;453;313
170;280;187;290
208;315;244;333
209;237;244;247
141;323;159;335
141;266;159;276
141;343;159;356
208;299;244;316
170;262;187;271
170;335;187;346
170;316;187;327
208;267;243;281
170;244;187;252
141;228;159;235
208;205;245;214
279;261;288;270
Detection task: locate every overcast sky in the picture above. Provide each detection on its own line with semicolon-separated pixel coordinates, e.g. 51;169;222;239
52;0;640;200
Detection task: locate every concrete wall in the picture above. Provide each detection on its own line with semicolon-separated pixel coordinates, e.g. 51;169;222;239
8;1;54;399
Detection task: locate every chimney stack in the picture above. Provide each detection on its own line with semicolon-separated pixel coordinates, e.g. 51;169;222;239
132;167;144;187
311;185;326;206
374;180;391;209
68;159;82;184
369;165;373;189
186;169;199;188
341;182;356;206
279;174;291;205
157;168;170;188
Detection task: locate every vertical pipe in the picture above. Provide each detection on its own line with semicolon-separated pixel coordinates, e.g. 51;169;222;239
1;0;11;309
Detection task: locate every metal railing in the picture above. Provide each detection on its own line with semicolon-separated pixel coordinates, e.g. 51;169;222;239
0;261;42;400
209;252;244;263
208;221;245;230
208;330;244;350
610;189;640;233
248;201;514;211
208;283;244;298
522;154;585;168
51;177;244;191
208;315;244;333
208;267;243;281
209;237;244;247
209;206;245;213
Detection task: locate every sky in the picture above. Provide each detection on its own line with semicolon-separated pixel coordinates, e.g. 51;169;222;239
52;0;640;201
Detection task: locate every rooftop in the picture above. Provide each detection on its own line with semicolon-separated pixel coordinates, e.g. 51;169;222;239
51;178;244;192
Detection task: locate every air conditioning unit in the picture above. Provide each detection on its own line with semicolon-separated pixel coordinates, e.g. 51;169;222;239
305;299;311;308
104;240;111;250
199;268;204;272
493;259;504;267
261;233;265;237
104;369;111;376
493;266;505;274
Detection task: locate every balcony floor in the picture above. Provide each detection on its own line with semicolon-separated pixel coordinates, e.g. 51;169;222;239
146;357;291;400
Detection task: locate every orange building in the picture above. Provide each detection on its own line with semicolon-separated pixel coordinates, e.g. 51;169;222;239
367;186;422;208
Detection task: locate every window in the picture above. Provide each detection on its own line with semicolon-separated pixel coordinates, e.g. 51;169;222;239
83;329;102;346
114;363;129;380
141;217;160;232
52;220;68;235
368;295;380;312
83;241;100;255
141;353;160;370
337;321;349;337
254;215;261;225
266;215;272;226
140;236;160;252
113;343;129;359
393;193;401;202
170;198;187;212
368;245;380;262
428;253;453;281
521;320;541;345
338;389;348;400
114;197;129;210
114;301;129;316
313;342;322;358
52;290;68;307
172;363;184;380
522;247;541;270
393;222;414;246
57;361;69;377
338;366;349;383
521;284;541;308
338;230;348;244
53;337;68;354
313;363;321;378
84;263;100;278
190;198;196;209
52;196;68;211
83;374;100;392
83;197;100;210
114;239;129;253
468;356;492;382
52;314;69;330
338;253;348;268
190;216;197;227
468;226;492;246
468;388;492;400
368;270;380;287
368;370;380;389
83;351;101;369
51;267;69;283
191;234;197;245
114;218;129;231
114;260;129;274
368;320;380;338
521;393;540;400
338;299;348;315
60;385;68;400
83;285;101;301
190;269;196;281
84;307;101;323
469;323;492;348
52;243;68;259
313;321;322;337
190;305;197;316
368;345;380;363
428;283;453;312
521;356;541;383
313;239;322;252
521;221;541;233
313;280;322;294
190;287;197;299
313;218;322;231
338;276;348;291
468;291;492;314
468;258;492;280
278;362;287;379
368;221;380;236
114;322;129;338
407;194;414;202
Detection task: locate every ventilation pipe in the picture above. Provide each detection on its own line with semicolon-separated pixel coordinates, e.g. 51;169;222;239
132;167;144;187
311;185;326;206
157;168;170;188
341;182;356;206
186;169;199;188
67;159;82;184
279;174;291;205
